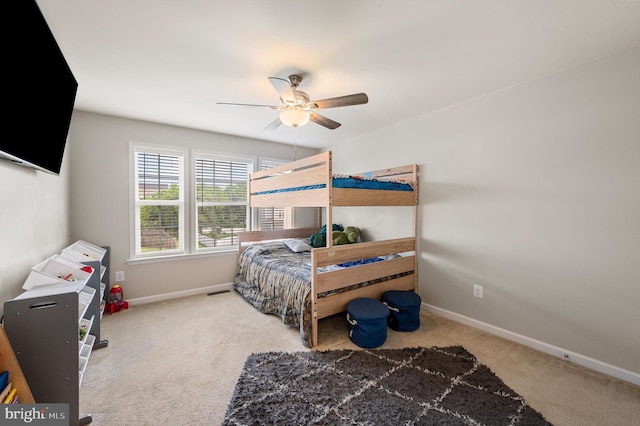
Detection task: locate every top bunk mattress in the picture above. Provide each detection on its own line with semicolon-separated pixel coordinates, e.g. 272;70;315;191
254;174;414;195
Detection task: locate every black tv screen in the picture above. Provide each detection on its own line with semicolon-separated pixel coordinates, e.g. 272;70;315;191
1;0;78;175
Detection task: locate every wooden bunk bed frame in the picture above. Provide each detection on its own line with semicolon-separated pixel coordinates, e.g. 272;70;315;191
238;151;419;347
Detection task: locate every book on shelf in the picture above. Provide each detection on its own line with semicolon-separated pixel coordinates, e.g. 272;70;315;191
0;382;11;402
3;386;17;404
0;370;7;390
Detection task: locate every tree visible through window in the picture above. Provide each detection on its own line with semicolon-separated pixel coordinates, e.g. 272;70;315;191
195;155;251;250
132;143;278;260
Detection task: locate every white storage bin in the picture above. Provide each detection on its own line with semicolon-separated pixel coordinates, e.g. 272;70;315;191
79;318;92;343
61;241;107;280
23;254;94;290
85;334;95;348
62;240;106;263
78;288;96;319
79;342;92;358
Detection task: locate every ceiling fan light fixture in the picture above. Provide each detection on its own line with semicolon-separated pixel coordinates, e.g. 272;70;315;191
279;109;310;128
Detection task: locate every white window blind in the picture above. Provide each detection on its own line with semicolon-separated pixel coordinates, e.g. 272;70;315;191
133;147;185;258
258;159;291;230
194;154;252;251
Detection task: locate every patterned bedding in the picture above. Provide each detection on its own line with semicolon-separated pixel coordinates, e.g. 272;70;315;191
233;241;315;346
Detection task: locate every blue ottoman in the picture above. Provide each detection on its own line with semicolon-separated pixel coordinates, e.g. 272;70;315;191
382;290;422;331
346;298;389;348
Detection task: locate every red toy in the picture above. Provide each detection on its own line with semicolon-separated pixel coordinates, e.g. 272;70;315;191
106;284;129;314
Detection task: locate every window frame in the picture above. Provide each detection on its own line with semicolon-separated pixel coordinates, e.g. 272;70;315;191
191;150;254;254
130;142;187;261
129;142;291;263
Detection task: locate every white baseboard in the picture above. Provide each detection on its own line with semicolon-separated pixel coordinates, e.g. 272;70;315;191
127;283;234;306
423;303;640;387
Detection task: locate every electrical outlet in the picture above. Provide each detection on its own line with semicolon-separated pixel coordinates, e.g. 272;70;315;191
473;284;483;298
115;271;125;282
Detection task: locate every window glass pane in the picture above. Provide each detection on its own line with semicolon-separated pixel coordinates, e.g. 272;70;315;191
196;205;246;248
259;204;285;230
140;205;181;252
137;152;181;201
195;156;251;250
195;159;248;203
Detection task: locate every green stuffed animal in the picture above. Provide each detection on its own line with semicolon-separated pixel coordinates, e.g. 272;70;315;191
309;224;344;248
345;226;360;243
331;226;360;245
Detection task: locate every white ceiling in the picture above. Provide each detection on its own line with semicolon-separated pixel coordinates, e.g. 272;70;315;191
36;0;640;149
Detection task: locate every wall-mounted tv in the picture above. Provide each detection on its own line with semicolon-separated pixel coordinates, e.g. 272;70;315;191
0;0;78;175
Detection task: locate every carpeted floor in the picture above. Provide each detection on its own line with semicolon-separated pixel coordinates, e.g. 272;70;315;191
78;292;640;425
223;346;552;425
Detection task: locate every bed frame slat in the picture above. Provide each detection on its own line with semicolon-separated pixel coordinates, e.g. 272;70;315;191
316;274;416;318
313;237;415;267
315;256;415;294
250;164;327;194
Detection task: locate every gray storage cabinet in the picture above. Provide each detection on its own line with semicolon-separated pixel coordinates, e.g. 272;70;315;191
3;243;110;425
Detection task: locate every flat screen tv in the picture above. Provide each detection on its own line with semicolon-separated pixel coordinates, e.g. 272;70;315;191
0;0;78;175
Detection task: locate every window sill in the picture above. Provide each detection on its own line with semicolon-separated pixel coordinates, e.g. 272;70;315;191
127;248;237;265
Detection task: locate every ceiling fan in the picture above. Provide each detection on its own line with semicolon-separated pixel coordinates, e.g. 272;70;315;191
217;74;368;130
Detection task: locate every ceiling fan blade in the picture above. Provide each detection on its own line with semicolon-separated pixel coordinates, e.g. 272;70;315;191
309;112;341;130
268;77;296;105
310;93;368;109
263;117;282;131
217;102;279;109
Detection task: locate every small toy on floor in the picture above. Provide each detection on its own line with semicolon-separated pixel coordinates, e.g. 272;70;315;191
106;284;129;314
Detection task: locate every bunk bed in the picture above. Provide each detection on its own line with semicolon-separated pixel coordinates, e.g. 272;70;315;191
233;151;419;347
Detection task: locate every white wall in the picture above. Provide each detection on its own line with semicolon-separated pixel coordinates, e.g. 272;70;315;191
0;146;71;314
67;111;318;302
329;47;640;375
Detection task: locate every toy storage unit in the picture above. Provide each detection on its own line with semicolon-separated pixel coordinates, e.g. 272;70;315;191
60;240;111;349
3;241;110;426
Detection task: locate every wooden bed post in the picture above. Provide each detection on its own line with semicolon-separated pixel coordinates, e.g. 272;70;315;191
311;251;319;347
413;164;419;292
326;151;333;248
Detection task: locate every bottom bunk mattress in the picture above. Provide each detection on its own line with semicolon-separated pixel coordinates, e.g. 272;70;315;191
233;241;314;346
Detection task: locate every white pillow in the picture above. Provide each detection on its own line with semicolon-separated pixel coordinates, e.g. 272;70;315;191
283;238;312;253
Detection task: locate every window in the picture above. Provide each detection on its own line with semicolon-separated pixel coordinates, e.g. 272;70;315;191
132;145;185;258
257;158;292;230
131;143;281;261
194;152;252;252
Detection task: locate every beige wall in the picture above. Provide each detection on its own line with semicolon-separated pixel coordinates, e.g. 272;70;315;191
329;47;640;376
0;146;71;312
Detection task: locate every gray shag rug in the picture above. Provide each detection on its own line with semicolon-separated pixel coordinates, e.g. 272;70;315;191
222;346;552;425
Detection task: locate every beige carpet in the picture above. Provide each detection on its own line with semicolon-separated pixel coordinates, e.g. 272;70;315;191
79;291;639;425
